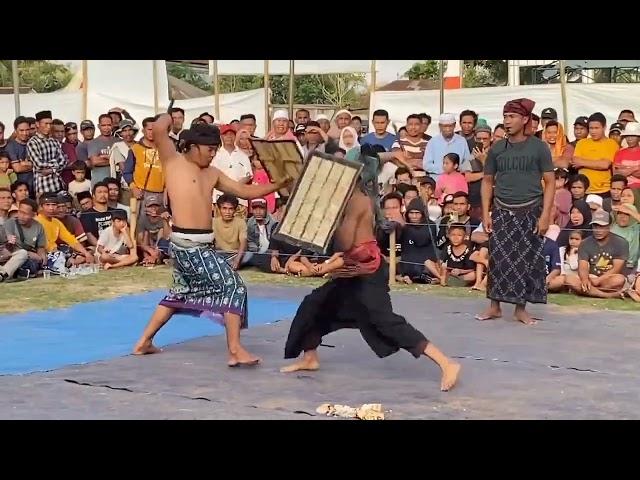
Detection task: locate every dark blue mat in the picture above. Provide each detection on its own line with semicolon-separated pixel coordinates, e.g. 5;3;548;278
0;291;298;375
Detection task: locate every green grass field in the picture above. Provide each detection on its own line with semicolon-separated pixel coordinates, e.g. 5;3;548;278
1;266;638;315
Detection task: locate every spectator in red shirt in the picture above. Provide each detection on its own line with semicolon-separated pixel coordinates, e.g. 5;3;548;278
613;122;640;189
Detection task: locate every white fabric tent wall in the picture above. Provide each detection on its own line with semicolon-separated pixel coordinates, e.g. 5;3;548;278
370;83;640;140
0;60;267;137
215;60;371;75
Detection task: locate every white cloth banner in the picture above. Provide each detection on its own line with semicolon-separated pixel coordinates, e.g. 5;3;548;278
0;61;268;137
370;83;640;140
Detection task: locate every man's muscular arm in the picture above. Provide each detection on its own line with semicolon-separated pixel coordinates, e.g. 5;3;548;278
152;114;179;166
215;168;291;200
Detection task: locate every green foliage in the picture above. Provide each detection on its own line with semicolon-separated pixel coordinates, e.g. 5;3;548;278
0;60;73;92
405;61;445;80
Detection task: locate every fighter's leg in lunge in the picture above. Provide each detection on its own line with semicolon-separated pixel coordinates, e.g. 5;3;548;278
225;312;261;367
280;328;322;373
133;305;175;354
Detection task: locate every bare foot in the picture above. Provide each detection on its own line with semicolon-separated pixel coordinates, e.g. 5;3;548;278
133;340;162;355
514;309;537;325
475;307;502;321
228;347;262;367
403;276;413;285
440;361;461;392
627;289;640;303
104;263;112;270
280;357;320;373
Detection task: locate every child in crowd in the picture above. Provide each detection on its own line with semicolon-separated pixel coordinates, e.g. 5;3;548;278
67;161;92;198
96;211;137;270
0;152;17;188
434;153;468;203
549;229;585;292
427;223;476;287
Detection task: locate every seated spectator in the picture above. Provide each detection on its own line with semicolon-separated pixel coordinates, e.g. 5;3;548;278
417;176;441;221
434;153;468;204
566;209;628;298
435;191;481;250
551;230;586;292
248;153;276;214
470;222;490;291
104;177;131;220
77;190;94;212
2;198;46;279
79;182;126;240
586;194;604;212
554;168;572;228
543;236;562;291
610;203;640;274
263;232;302;274
429;223;476;287
398;198;437;284
55;192;92;248
244;198;277;268
376;192;404;260
284;250;344;277
556;200;592;247
37;193;95;272
97;210;137;270
0;151;17;188
136;195;171;266
627;259;640;302
67;161;91;199
10;181;30;210
621;187;640;211
0;189;28;281
212;194;247;271
569;174;589;203
603;174;627;213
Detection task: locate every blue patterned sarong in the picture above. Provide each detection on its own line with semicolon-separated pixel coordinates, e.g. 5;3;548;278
159;234;248;328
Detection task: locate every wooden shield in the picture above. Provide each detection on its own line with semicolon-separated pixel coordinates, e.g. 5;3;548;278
250;138;304;197
272;151;363;254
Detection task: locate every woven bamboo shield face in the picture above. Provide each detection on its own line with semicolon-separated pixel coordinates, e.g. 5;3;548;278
272;151;363;254
250;139;304;197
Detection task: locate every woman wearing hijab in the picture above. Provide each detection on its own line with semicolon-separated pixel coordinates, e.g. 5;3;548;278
339;126;360;156
541;120;574;169
611;203;640;275
556;200;592;247
399;198;438;284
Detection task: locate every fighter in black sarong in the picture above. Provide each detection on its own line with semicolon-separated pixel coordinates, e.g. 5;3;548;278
280;148;460;392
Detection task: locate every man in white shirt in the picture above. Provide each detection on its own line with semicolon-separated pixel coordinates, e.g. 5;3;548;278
211;124;253;218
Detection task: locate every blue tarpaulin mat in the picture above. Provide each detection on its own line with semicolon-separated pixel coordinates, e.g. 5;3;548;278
0;290;298;375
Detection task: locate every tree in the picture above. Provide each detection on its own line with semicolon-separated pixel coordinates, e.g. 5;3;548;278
405;61;446;80
0;60;72;92
462;60;508;87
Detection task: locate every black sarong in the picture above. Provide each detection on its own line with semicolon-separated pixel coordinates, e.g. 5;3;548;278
487;202;546;305
284;261;429;360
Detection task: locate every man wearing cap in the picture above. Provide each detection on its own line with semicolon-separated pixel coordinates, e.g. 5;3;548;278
613;122;640;189
212;124;253;217
570;116;589;148
6;117;34;195
132;114;291;366
244;197;277;268
26;111;68;198
315;114;331;134
572;112;619;196
477;98;555;325
565;209;628;298
37;192;95;271
76;120;96;163
61;122;80;184
136;194;171;266
294;123;306;144
108;107;139;136
609;122;624;147
110;119;139;188
423;113;472;180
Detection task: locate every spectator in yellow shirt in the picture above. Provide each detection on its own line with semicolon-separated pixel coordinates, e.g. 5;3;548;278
36;192;95;266
571;112;619;195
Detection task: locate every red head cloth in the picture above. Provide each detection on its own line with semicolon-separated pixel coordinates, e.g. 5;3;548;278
503;98;536;118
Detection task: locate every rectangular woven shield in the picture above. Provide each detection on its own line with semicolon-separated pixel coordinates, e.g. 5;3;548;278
250;138;304;197
272;151;363;254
